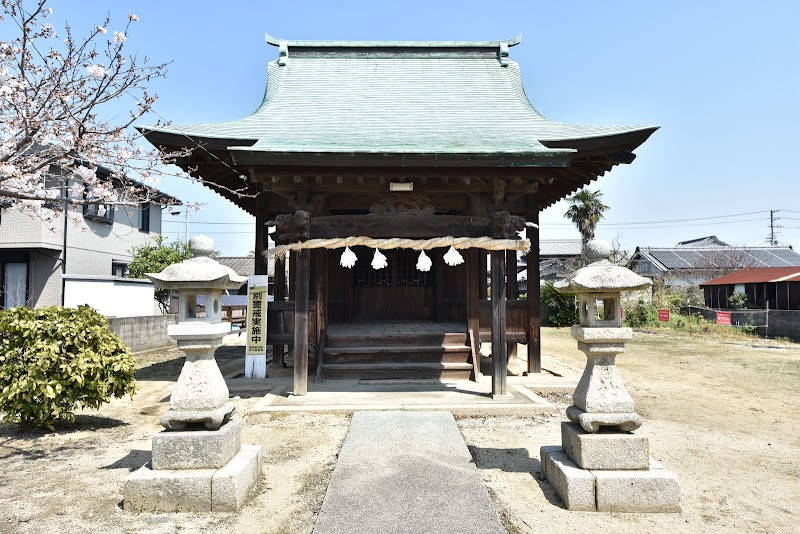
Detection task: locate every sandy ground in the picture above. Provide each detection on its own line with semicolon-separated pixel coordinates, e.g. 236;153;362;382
1;328;798;533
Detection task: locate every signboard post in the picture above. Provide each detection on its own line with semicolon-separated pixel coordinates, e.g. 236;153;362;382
658;309;670;322
716;311;732;325
245;275;268;378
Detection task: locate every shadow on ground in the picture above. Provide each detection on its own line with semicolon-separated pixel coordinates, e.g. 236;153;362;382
102;449;150;471
468;445;563;508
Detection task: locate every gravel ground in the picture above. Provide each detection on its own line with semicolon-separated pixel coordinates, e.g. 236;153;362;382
1;328;798;533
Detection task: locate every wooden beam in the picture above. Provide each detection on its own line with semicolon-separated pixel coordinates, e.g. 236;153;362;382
466;249;482;381
292;249;310;395
491;250;508;397
250;166;550;181
310;214;493;239
527;195;542;374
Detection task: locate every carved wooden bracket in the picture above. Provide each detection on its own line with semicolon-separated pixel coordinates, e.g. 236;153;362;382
491;211;526;239
266;210;311;244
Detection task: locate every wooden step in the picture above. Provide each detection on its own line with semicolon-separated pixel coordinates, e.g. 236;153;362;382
323;345;471;365
321;362;473;381
325;332;468;348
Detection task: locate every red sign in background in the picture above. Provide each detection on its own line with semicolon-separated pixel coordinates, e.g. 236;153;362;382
716;311;732;325
658;309;670;322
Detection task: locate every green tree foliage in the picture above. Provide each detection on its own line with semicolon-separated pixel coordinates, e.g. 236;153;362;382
0;306;137;429
540;281;579;327
728;292;754;310
623;299;659;327
564;189;609;245
127;235;190;313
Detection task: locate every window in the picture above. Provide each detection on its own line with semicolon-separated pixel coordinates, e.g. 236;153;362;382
83;199;115;223
139;202;151;233
1;262;28;308
112;261;129;277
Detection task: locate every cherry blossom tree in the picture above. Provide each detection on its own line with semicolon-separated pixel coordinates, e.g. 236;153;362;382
0;0;183;218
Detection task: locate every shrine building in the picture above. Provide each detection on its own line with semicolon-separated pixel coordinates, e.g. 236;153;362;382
140;34;657;396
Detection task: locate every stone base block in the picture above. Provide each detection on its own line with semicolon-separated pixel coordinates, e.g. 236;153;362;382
594;460;681;513
152;418;241;470
561;422;649;470
212;445;263;512
540;446;680;513
124;465;215;512
540;446;595;511
124;446;263;513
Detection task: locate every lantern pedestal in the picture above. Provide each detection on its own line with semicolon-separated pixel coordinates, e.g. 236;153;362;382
124;418;263;512
540;239;680;513
123;236;260;513
161;322;235;431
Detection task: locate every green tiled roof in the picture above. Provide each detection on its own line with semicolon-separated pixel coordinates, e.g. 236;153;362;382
142;36;656;167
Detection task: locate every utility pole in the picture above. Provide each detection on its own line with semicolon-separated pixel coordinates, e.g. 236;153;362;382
768;210;781;245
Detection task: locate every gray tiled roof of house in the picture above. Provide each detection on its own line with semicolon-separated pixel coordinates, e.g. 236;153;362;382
217;256;258;277
631;247;800;272
141;36;656;165
675;236;729;248
540;239;583;257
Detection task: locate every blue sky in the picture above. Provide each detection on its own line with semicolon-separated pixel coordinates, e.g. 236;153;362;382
39;0;800;255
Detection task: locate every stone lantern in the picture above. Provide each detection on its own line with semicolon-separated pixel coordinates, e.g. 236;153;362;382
124;236;263;513
540;240;680;513
146;235;247;430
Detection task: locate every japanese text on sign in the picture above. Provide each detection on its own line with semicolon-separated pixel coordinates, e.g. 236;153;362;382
246;286;267;356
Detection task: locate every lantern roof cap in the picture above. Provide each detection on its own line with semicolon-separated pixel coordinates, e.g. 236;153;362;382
554;239;652;293
146;236;247;290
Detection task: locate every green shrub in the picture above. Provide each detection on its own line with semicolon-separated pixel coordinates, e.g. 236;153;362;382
728;292;754;310
0;305;137;429
623;299;659;328
540;281;578;327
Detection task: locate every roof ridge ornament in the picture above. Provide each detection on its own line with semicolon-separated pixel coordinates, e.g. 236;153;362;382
498;42;509;67
278;41;288;66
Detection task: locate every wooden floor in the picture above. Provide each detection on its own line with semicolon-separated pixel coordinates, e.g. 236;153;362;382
327;322;467;336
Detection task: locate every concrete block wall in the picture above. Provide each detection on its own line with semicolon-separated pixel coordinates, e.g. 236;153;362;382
766;310;800;341
109;314;177;353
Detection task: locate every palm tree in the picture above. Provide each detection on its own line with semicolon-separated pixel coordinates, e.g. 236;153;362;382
564;189;609;245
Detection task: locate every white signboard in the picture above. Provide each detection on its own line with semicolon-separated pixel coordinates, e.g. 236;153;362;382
245;275;268;378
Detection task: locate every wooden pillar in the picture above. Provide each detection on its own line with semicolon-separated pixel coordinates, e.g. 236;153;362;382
527;195;542;373
465;248;482;381
314;249;328;382
288;251;297;301
273;255;286;367
506;249;517;300
254;198;269;275
292;249;310;395
491;250;508;397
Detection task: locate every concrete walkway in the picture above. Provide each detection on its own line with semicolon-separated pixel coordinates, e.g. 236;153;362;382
312;411;505;534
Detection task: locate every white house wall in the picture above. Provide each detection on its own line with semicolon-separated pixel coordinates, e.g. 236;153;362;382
64;275;156;317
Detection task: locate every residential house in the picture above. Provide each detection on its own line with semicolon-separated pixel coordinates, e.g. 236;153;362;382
628;236;800;286
0;165;178;313
517;239;583;293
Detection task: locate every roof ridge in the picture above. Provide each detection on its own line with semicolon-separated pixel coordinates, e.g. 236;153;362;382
264;33;522;48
